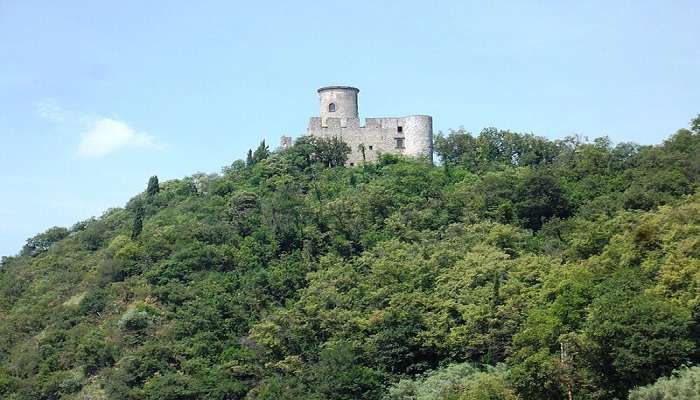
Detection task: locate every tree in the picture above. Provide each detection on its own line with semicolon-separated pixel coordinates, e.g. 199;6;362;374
80;219;108;251
20;226;69;256
358;143;367;163
315;136;351;167
76;330;115;375
307;341;383;400
434;129;478;171
146;175;160;197
229;191;259;236
261;179;306;251
131;204;145;239
513;168;571;230
252;140;270;165
583;289;695;398
286;136;351;168
690;114;700;134
246;149;254;167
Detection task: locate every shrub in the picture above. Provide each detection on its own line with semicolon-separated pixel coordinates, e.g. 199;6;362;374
76;331;114;374
118;308;152;332
385;363;519;400
629;366;700;400
79;289;106;317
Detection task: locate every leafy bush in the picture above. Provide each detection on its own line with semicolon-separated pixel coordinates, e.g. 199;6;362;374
20;226;69;256
76;330;114;374
118;307;153;332
78;288;107;316
629;366;700;400
385;363;519;400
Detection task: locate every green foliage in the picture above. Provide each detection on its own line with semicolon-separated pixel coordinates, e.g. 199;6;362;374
283;135;352;169
583;287;694;397
78;287;107;316
249;140;271;166
629;366;700;400
247;148;254;166
313;136;352;167
385;363;519;400
309;341;384;399
512;167;571;230
118;304;157;332
0;368;15;396
131;202;145;239
1;117;699;399
79;218;109;251
146;175;160;197
20;226;69;256
76;330;115;375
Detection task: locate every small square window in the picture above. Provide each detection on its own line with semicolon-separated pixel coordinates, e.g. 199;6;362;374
395;138;405;149
368;145;373;150
397;126;403;133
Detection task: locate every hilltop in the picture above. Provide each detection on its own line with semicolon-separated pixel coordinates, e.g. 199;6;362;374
1;120;699;400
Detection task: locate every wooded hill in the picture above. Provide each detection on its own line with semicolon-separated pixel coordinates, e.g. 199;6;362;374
1;116;699;399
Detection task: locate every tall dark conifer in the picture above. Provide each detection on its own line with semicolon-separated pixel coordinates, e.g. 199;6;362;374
131;204;144;239
146;175;160;197
246;149;254;167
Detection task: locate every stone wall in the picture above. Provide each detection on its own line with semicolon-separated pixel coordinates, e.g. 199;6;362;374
308;115;433;165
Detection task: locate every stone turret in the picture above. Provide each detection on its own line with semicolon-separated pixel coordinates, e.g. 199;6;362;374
318;86;360;127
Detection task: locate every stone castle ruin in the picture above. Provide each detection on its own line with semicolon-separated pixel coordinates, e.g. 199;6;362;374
281;86;433;165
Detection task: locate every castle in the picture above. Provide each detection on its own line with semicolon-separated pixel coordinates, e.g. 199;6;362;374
282;86;433;165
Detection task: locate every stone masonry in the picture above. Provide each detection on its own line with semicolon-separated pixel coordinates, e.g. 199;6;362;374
283;86;433;165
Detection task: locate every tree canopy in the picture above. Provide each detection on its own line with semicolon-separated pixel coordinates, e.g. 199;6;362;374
1;117;699;399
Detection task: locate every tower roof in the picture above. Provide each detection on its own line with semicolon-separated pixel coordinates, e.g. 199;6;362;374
317;86;360;93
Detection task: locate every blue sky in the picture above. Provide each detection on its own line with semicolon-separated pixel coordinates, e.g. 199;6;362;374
1;1;698;256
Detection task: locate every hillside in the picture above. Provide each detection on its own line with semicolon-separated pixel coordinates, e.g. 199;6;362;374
1;120;699;400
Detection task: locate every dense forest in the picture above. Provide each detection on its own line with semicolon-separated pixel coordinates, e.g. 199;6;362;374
1;116;699;399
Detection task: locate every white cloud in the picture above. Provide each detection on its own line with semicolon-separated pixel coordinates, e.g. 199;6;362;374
33;98;163;158
78;117;159;158
35;98;69;123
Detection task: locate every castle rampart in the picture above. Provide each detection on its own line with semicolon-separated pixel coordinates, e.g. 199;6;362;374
304;86;433;165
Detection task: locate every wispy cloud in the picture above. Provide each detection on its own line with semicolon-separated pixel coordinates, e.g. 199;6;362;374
78;117;159;158
34;98;163;158
34;98;70;123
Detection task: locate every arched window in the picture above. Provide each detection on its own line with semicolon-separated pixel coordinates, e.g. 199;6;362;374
328;103;336;112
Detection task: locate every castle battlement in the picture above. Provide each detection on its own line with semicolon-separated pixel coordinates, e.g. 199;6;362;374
293;86;433;166
308;116;432;131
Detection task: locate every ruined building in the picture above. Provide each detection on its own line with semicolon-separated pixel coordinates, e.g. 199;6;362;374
282;86;433;165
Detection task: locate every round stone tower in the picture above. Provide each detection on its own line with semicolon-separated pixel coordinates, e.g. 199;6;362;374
318;86;359;126
403;115;434;162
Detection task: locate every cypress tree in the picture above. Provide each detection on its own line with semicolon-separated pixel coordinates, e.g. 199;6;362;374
246;149;254;167
146;175;160;197
131;204;145;239
252;140;270;164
